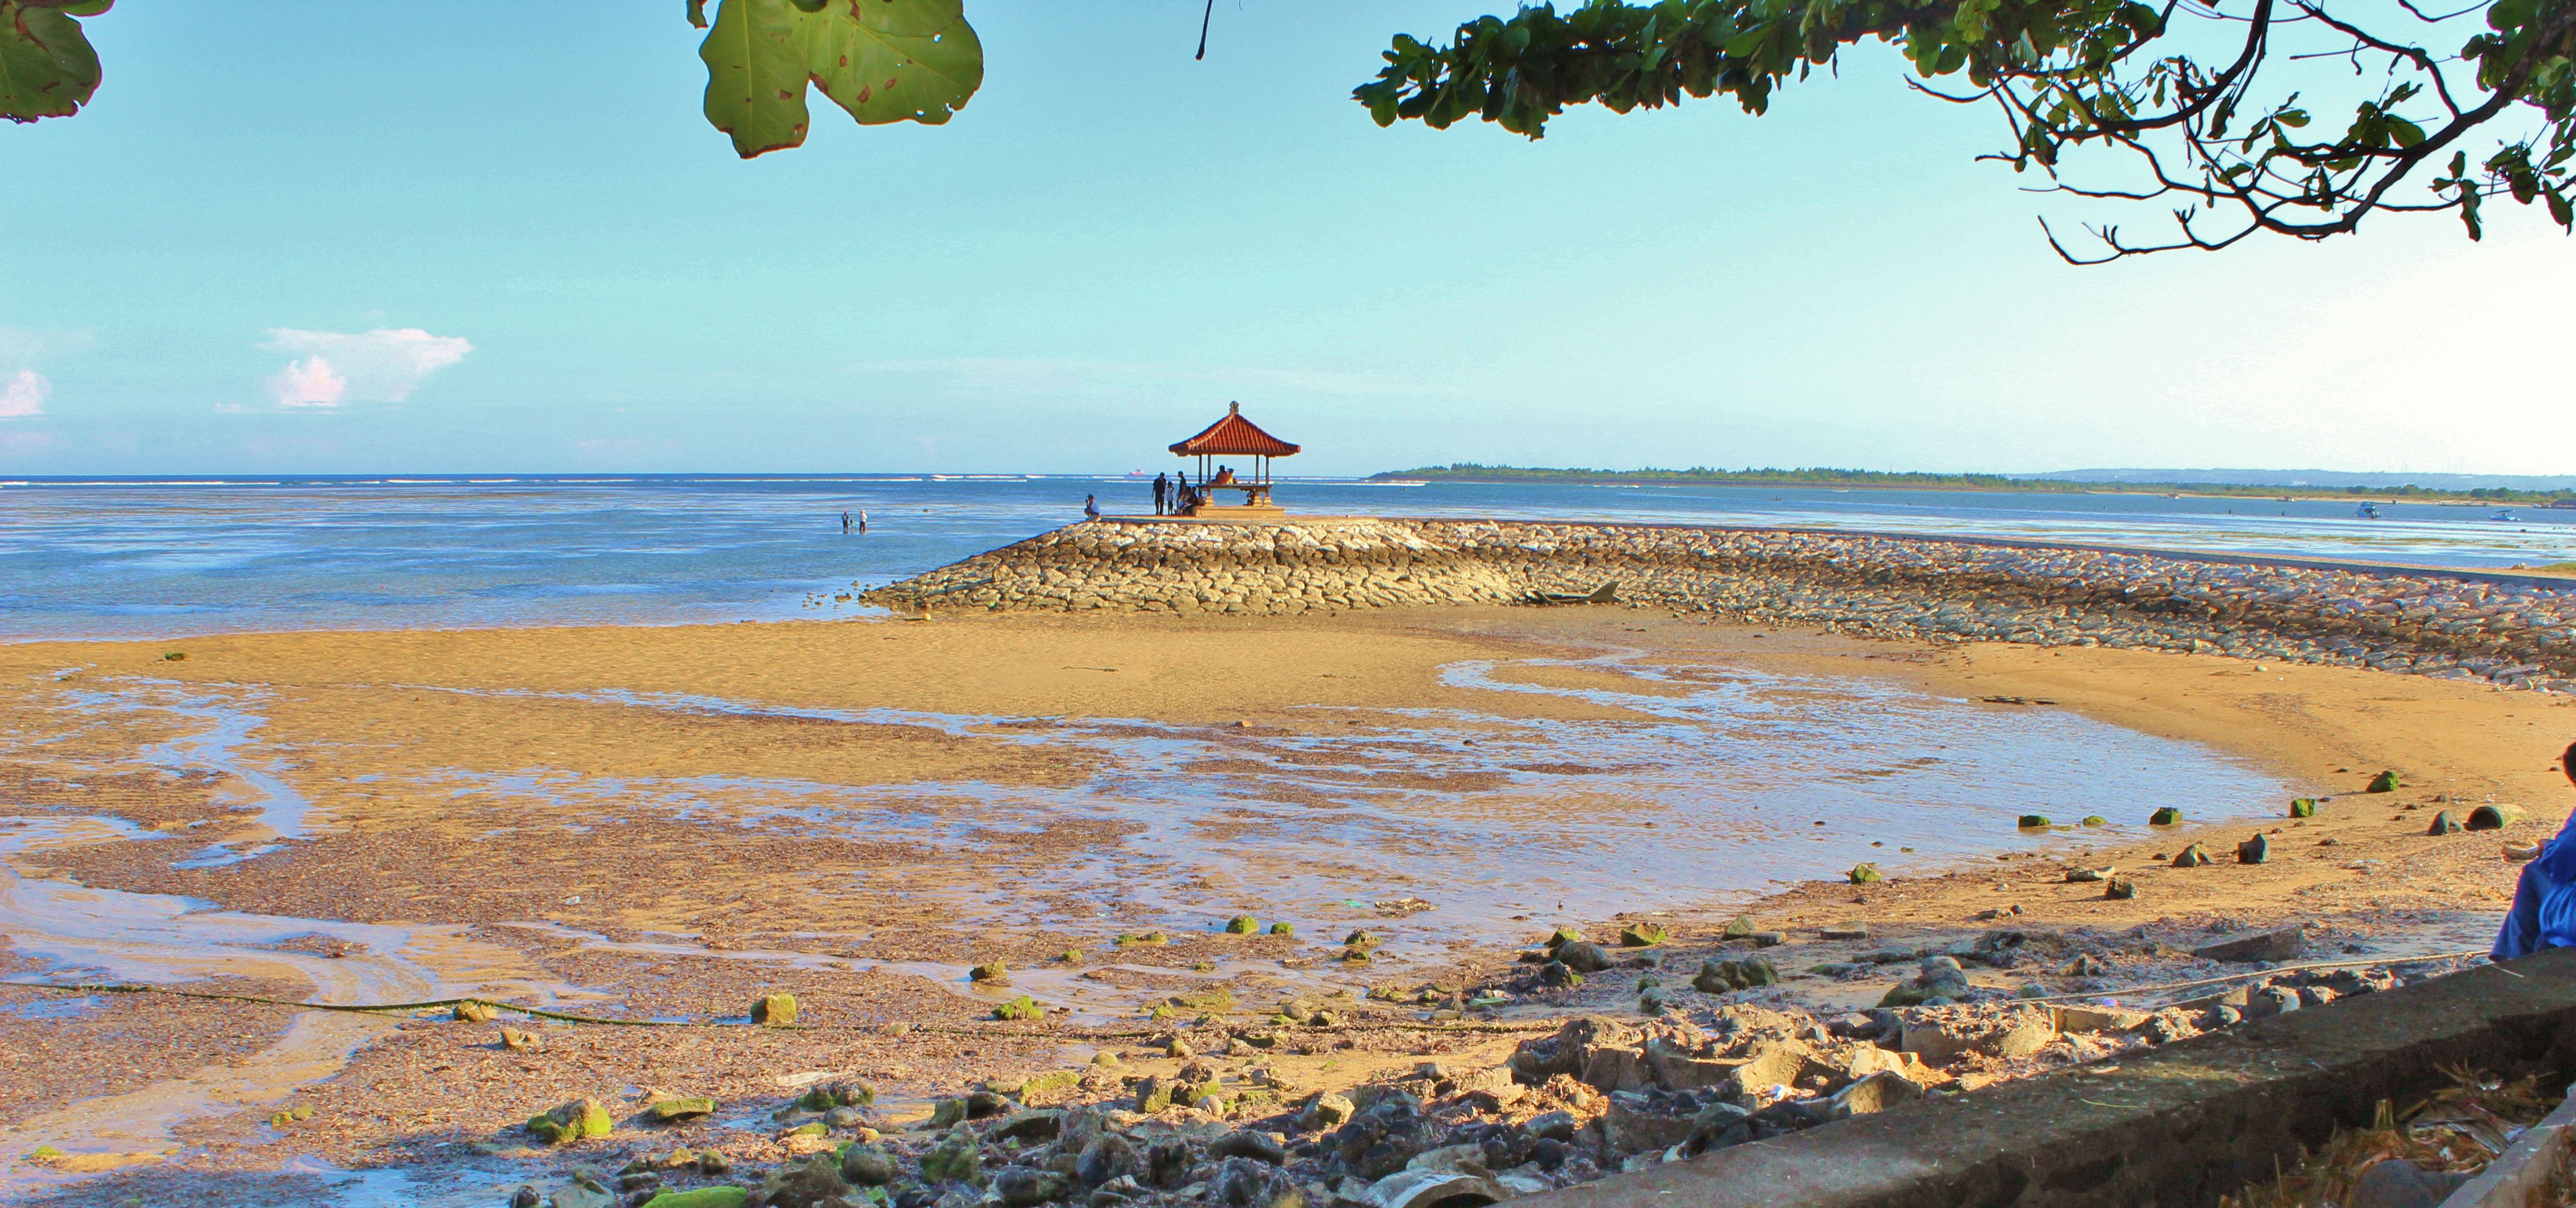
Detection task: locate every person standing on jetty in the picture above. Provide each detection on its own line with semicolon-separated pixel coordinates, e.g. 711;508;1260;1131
2493;739;2576;959
1084;493;1099;521
1153;473;1169;516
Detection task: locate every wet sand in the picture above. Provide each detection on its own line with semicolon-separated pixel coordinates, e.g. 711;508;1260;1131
0;608;2560;1204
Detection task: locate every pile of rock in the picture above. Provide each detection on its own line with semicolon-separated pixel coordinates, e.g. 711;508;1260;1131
861;519;2576;691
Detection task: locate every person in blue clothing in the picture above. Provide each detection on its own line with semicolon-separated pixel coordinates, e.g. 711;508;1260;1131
2493;739;2576;960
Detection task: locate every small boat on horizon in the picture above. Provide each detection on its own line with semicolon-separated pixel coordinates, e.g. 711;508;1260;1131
2356;503;2382;519
2492;509;2520;521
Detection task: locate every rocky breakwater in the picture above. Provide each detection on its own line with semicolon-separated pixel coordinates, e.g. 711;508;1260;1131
862;519;2576;690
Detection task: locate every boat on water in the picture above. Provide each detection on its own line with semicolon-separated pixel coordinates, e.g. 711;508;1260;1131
2492;509;2521;521
2355;503;2382;519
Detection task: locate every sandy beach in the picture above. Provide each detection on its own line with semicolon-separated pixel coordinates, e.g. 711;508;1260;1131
0;600;2563;1205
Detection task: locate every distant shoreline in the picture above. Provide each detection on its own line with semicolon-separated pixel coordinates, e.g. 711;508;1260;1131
1366;464;2576;507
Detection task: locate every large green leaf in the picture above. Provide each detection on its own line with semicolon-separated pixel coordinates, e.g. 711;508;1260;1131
700;0;813;158
846;0;961;36
807;0;980;126
0;0;106;123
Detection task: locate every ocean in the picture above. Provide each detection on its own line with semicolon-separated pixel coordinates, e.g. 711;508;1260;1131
5;473;2572;641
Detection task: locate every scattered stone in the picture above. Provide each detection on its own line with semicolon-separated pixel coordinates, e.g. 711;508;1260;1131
1300;1092;1356;1131
1227;916;1262;935
2368;770;2403;793
1822;1069;1927;1118
1847;864;1882;884
1210;1130;1287;1165
526;1098;614;1145
1692;957;1779;993
1618;921;1668;947
2237;834;2270;864
2081;815;2108;827
996;1166;1075;1208
971;962;1010;984
836;1142;897;1186
1269;921;1295;936
921;1128;983;1183
500;1026;542;1052
1821;923;1870;941
2290;798;2317;818
2429;810;2463;835
639;1189;747;1208
2064;866;2111;883
2104;877;2138;900
993;996;1045;1021
453;1000;496;1024
645;1097;716;1124
1555;940;1612;973
550;1174;616;1208
2194;925;2307;963
750;994;797;1027
1721;916;1757;941
1879;960;1972;1008
2170;844;2211;868
2017;815;2050;828
1752;931;1785;947
2149;807;2184;825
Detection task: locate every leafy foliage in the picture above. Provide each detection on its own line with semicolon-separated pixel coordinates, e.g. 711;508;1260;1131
693;0;982;159
1353;0;2576;257
0;0;981;162
0;0;110;123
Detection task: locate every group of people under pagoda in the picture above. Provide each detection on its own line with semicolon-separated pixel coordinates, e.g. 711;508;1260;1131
1150;466;1241;516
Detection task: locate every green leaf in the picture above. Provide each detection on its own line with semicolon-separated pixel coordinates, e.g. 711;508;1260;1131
807;1;981;126
688;0;709;28
845;0;963;37
61;0;111;15
700;0;813;158
0;0;105;122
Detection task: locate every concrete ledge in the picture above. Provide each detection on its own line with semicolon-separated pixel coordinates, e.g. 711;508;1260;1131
1536;949;2576;1208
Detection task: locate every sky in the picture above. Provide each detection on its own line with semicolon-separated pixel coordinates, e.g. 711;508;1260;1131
0;1;2568;478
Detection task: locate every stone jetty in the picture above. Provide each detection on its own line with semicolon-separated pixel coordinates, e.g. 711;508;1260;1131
862;519;2576;691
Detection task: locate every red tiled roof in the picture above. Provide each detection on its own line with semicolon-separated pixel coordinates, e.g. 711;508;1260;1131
1169;402;1300;457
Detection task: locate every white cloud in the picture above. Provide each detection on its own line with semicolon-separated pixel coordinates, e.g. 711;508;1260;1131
0;370;49;419
256;327;471;408
267;357;348;408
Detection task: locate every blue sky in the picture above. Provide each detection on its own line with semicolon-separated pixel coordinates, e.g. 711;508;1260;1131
1;1;2567;477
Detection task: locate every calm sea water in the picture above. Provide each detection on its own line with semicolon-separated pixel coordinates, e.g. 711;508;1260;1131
6;473;2573;641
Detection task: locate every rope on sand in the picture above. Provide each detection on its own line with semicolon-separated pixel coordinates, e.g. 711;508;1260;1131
3;952;2483;1034
0;980;1559;1036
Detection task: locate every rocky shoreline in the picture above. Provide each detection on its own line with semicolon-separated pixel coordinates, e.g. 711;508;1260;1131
862;520;2576;691
425;921;2475;1208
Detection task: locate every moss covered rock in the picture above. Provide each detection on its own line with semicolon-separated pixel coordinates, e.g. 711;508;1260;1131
1225;915;1260;934
750;994;797;1026
527;1097;614;1144
2149;806;2184;825
646;1097;716;1123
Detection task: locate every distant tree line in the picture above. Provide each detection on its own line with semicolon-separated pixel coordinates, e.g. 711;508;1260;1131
1369;463;2576;505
